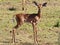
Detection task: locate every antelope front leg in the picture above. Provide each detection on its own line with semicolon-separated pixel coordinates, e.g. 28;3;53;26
32;23;38;45
33;28;38;45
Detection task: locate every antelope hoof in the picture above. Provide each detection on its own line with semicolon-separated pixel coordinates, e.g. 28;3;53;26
34;43;38;45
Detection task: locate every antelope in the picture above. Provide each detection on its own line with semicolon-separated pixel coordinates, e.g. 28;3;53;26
12;1;47;45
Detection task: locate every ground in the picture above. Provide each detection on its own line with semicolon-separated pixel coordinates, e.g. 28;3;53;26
0;0;60;45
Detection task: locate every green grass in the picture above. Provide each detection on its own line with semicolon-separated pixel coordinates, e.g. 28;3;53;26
0;0;60;45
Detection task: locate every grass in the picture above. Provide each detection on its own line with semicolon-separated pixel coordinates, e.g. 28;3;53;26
0;0;60;45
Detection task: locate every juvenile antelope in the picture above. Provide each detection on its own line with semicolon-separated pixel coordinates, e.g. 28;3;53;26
12;1;47;45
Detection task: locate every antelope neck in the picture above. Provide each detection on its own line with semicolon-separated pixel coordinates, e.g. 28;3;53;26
37;8;41;18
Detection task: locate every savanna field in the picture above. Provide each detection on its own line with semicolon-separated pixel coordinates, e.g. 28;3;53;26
0;0;60;45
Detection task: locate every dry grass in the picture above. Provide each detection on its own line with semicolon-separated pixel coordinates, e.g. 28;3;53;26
0;0;60;45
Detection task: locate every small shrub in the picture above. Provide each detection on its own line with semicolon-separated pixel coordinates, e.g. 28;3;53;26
8;7;16;11
54;21;60;27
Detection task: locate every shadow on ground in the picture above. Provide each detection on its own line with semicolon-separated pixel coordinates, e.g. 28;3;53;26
0;40;10;43
20;42;33;45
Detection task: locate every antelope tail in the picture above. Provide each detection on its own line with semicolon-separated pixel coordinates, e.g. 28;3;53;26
12;15;15;23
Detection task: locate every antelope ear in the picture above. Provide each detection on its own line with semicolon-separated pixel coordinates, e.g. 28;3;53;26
42;2;47;7
33;1;38;6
